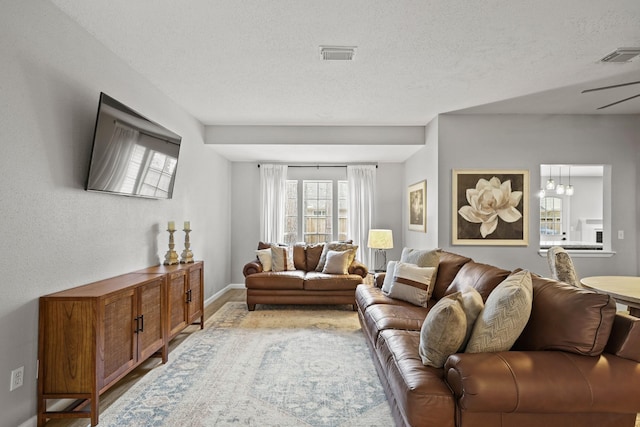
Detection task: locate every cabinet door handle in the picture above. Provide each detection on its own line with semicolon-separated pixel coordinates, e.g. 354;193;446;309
139;314;144;332
134;316;140;334
186;289;192;303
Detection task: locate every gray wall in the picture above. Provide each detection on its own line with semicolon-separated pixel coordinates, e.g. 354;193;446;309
229;162;405;283
0;2;231;426
435;114;639;277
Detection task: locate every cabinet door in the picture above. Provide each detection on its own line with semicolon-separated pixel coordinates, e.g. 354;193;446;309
101;289;136;388
137;278;165;361
167;271;188;339
187;264;203;324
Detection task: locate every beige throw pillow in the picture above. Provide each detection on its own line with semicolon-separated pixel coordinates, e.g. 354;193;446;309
419;292;467;368
381;261;397;294
400;247;440;298
387;262;436;307
315;242;358;272
322;250;352;274
255;249;272;272
459;286;485;350
466;269;533;353
271;245;295;272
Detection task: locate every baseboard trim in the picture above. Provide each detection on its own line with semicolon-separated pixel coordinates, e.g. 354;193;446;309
204;283;245;307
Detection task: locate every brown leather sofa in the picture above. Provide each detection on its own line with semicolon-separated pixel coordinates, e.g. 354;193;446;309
243;242;368;310
356;250;640;427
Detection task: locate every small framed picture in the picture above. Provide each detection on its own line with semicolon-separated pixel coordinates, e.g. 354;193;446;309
408;180;426;232
452;169;529;246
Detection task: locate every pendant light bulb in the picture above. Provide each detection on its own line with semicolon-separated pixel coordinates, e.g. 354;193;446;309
566;185;574;196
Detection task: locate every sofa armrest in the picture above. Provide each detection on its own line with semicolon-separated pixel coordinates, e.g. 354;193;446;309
606;312;640;362
348;260;368;278
444;351;640;414
243;260;263;277
374;273;385;288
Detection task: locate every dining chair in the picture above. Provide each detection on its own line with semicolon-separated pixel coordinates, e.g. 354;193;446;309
547;246;582;287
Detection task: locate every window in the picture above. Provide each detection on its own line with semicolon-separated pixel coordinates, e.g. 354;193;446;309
122;144;177;198
284;179;348;244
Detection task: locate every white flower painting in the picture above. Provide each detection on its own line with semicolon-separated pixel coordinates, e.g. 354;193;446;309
453;170;529;246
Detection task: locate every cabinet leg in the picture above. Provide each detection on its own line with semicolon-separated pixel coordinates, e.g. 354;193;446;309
247;304;256;311
91;393;99;426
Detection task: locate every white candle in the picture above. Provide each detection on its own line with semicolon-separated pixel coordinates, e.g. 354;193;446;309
168;221;175;231
184;221;190;230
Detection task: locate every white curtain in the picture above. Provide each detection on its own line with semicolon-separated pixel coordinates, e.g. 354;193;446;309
347;165;376;269
89;123;138;191
259;164;288;243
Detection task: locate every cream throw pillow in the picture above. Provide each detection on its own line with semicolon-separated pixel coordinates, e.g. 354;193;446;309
255;249;272;272
459;286;485;350
387;262;436;307
466;269;533;353
315;242;358;272
271;245;295;272
322;250;352;274
400;247;440;299
419;291;467;368
381;261;397;293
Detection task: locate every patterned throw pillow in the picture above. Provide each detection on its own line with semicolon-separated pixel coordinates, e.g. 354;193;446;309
466;269;533;353
419;291;467;368
255;249;272;272
315;242;358;272
400;247;440;299
270;245;295;272
322;250;352;274
386;262;436;307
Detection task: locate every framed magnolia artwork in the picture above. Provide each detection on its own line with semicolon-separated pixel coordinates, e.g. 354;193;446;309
452;169;529;246
408;180;426;232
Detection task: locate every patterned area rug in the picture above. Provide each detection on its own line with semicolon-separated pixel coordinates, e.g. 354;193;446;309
95;302;393;426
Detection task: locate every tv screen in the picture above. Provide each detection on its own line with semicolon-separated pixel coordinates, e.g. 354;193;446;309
85;92;182;199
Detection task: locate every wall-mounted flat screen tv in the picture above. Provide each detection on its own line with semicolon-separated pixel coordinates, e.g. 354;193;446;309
85;92;182;199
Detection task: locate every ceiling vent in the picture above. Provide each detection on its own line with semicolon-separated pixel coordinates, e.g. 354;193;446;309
599;47;640;63
320;46;356;61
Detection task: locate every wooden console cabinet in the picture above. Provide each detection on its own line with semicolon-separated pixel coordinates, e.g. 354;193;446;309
136;261;205;339
37;261;204;426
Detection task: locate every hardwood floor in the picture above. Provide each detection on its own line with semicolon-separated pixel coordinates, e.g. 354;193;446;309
45;288;246;427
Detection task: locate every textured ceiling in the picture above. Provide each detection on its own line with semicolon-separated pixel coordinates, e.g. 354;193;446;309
49;1;640;161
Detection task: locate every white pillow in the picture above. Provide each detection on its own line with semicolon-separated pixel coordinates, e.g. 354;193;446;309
386;261;436;307
381;261;397;294
459;286;484;350
256;249;272;272
466;270;533;353
322;250;351;274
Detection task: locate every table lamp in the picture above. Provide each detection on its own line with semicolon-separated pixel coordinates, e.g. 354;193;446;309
368;229;393;272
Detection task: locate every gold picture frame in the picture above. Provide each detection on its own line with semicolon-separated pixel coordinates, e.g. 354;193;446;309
452;169;529;246
408;180;426;232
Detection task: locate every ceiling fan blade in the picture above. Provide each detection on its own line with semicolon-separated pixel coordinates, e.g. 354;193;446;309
597;93;640;110
582;80;640;93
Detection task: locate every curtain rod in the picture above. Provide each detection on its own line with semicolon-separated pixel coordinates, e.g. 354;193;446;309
258;163;378;168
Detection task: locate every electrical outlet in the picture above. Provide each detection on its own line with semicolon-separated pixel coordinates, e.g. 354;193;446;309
10;366;24;391
618;230;624;239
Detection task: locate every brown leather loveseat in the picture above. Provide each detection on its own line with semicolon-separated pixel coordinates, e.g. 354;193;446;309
244;241;368;310
356;250;640;427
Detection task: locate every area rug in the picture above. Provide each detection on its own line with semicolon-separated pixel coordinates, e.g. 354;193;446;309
95;302;393;426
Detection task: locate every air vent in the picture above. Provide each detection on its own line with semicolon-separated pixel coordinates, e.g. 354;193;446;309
600;48;640;63
320;46;356;61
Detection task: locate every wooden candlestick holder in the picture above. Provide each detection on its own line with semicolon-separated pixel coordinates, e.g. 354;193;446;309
180;228;194;264
164;229;180;265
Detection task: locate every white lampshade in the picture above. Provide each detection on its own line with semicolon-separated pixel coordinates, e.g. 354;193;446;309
367;229;393;249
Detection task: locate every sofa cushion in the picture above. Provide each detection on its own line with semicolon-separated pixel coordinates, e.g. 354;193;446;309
255;249;272;271
293;243;307;271
315;242;358;272
419;292;467;368
303;272;363;291
466;270;533;353
513;275;616;356
244;270;305;290
431;251;472;300
355;284;404;313
363;303;432;345
305;243;324;271
444;261;511;302
387;262;436;307
322;250;352;274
